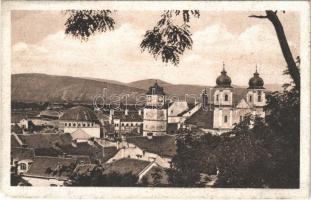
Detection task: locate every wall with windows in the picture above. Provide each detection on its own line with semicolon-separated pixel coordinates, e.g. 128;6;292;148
246;89;266;107
62;121;101;138
214;89;233;106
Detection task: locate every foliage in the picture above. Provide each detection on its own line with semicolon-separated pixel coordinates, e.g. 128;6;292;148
64;10;199;65
140;10;199;65
151;167;163;186
69;166;139;187
166;133;205;187
64;10;115;41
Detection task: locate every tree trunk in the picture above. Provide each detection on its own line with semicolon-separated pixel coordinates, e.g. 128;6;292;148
265;10;300;89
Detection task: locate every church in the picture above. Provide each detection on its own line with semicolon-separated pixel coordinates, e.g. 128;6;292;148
185;64;266;133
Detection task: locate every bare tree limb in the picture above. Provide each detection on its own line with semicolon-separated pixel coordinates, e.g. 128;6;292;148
249;10;300;89
249;15;268;19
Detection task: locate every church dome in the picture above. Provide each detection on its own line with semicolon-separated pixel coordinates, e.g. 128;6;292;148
60;106;99;122
248;69;265;89
216;67;232;88
146;80;165;95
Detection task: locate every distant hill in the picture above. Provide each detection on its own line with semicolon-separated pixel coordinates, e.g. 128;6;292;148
11;73;146;104
11;73;283;104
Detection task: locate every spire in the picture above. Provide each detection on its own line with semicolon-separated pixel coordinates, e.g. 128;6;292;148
254;65;259;76
222;61;225;72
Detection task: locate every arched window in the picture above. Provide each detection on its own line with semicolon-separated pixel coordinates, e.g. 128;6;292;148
121;123;124;127
20;163;27;170
78;123;81;127
69;123;71;127
73;123;76;127
126;123;128;127
83;123;86;127
87;123;90;127
249;95;252;102
216;95;219;101
65;123;67;126
224;116;228;123
224;94;228;101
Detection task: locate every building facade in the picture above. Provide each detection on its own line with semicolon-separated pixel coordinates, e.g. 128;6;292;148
185;65;266;132
143;81;168;137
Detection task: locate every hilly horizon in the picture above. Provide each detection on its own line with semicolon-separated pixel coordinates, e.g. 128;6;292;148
11;73;283;104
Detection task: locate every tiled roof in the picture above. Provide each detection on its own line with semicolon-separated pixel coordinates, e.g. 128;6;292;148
70;129;91;140
11;135;22;148
126;135;176;158
11;112;27;124
34;147;60;157
184;108;214;129
25;156;77;179
11;124;23;134
18;133;72;149
58;143;117;163
113;111;143;122
60;106;99;122
11;147;35;160
103;158;150;176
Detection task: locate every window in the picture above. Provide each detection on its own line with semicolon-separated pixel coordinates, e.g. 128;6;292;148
83;123;86;127
171;110;174;114
121;123;124;127
240;116;243;122
65;123;67;126
216;95;219;101
249;95;252;102
73;123;76;127
78;123;81;127
20;163;27;170
258;92;262;102
224;116;228;123
224;94;228;101
69;123;71;127
87;123;90;127
152;88;156;94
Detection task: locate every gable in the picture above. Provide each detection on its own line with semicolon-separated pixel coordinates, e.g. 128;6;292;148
236;98;251;109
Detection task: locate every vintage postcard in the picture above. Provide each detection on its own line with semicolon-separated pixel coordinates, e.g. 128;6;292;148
0;1;310;199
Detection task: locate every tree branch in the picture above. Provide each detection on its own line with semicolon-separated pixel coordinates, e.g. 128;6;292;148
249;15;268;19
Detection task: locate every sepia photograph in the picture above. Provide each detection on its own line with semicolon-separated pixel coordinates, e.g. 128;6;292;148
1;1;310;199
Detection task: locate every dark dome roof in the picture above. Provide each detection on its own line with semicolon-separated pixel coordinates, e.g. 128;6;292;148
248;70;265;89
146;81;165;95
216;68;232;88
60;106;99;122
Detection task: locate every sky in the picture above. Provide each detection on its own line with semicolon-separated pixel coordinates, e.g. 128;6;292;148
11;11;300;86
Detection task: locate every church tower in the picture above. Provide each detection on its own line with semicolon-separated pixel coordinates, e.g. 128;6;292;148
213;63;234;129
143;81;167;137
247;66;266;117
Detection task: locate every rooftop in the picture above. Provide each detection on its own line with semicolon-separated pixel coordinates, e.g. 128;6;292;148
126;135;176;158
103;158;150;176
24;156;79;179
60;106;99;122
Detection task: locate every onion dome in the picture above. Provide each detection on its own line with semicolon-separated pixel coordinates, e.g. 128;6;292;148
60;106;99;122
248;67;265;89
215;63;232;88
146;80;165;95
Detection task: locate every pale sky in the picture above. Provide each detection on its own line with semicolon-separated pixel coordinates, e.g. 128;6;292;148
11;11;300;86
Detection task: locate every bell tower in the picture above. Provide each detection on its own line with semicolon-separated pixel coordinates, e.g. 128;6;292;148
247;66;266;117
143;81;167;137
213;63;234;129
